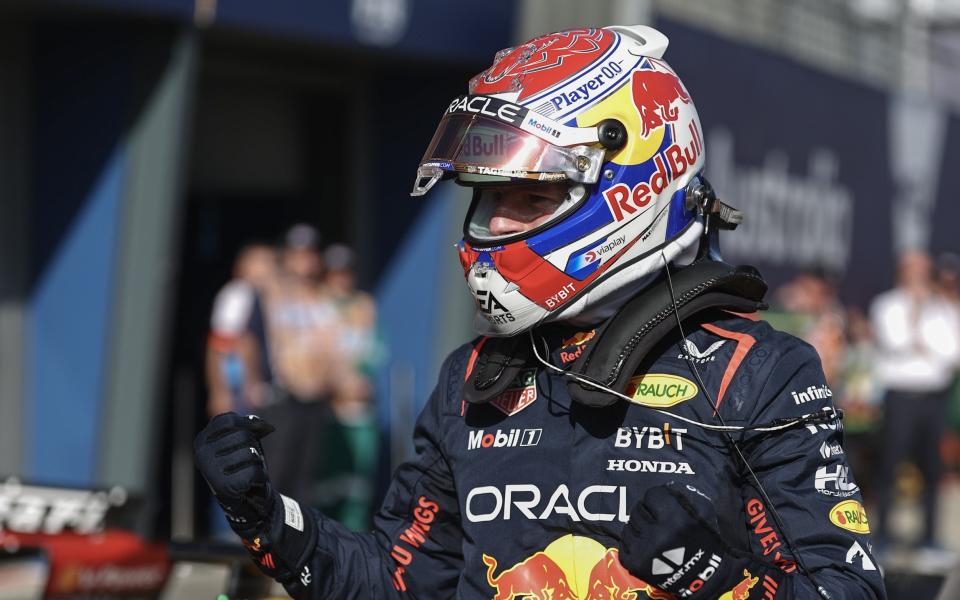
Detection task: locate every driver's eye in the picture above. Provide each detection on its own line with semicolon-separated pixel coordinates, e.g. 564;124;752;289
530;194;560;208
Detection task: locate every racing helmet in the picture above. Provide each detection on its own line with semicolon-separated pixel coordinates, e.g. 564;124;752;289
411;25;706;336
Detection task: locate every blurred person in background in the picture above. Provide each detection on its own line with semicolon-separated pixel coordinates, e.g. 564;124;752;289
837;307;883;502
871;249;960;555
195;25;884;599
769;270;847;386
205;243;278;537
206;243;278;417
259;223;340;501
312;243;382;532
936;253;960;478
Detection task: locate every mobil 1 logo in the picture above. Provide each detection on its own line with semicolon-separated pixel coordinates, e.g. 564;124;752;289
468;428;542;451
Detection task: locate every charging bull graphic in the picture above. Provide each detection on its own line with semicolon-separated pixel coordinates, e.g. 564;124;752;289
484;537;672;600
584;549;674;600
483;552;577;600
719;569;759;600
631;68;691;138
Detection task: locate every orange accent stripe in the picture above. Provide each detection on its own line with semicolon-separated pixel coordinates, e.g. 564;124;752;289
701;323;756;411
462;337;490;416
464;337;489;382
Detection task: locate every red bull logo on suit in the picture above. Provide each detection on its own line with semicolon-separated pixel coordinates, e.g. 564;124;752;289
483;535;672;599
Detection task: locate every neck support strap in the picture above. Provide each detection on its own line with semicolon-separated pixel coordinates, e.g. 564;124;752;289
462;259;767;408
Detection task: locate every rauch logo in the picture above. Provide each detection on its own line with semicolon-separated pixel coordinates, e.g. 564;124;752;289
625;374;698;408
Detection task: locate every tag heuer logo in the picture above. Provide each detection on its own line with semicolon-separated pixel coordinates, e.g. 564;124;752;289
490;369;538;416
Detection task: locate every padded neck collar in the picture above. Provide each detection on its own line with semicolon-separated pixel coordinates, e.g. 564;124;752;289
462;259;767;408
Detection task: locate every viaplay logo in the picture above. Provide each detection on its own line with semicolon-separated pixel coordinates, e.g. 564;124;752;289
483;535;672;600
566;236;626;276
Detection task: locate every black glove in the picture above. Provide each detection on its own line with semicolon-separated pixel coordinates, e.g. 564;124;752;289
620;482;785;599
194;412;316;588
194;412;276;534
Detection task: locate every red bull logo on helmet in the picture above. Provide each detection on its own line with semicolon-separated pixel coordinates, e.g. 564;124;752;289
484;535;672;600
603;120;703;223
631;63;692;138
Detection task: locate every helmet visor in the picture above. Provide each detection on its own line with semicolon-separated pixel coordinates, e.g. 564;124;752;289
411;97;604;196
465;183;587;244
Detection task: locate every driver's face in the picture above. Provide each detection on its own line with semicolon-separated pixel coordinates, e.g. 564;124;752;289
486;183;569;237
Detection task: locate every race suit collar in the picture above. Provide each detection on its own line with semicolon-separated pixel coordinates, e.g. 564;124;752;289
462;259;767;408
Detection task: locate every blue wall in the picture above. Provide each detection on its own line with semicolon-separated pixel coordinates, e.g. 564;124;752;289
26;25;133;485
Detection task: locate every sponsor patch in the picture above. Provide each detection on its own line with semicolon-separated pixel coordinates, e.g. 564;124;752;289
744;498;797;573
845;541;877;571
468;428;542;450
815;465;860;498
390;496;439;591
466;484;630;523
829;500;870;533
481;535;666;600
606;459;695;474
819;441;843;459
281;494;304;532
614;424;686;450
491;369;538;416
625;374;698;407
679;339;725;363
559;330;596;364
791;384;833;405
719;569;759;600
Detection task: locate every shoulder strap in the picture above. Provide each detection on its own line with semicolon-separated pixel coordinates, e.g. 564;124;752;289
462;335;532;405
461;259;767;408
567;259;767;407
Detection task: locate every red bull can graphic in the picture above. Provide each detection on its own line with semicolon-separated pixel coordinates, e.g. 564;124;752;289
630;67;691;138
484;535;673;599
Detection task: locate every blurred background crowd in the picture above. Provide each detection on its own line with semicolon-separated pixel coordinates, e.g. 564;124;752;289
205;225;382;535
766;251;960;567
2;0;960;598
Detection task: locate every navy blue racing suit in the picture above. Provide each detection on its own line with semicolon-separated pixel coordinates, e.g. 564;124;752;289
255;311;885;599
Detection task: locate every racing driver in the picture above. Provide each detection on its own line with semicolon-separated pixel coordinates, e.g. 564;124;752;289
195;25;886;599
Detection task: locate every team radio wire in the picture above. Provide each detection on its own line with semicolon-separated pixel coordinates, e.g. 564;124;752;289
527;251;838;599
